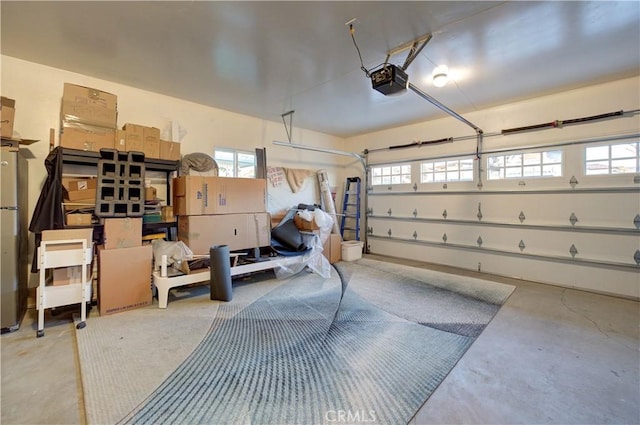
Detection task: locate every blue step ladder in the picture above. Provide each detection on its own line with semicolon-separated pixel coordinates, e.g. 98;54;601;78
340;177;361;241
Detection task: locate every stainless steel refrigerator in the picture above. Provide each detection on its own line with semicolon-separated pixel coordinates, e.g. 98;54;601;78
1;146;28;332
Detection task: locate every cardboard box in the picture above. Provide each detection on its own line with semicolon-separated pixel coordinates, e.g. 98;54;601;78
60;122;115;152
294;214;320;231
143;126;160;144
143;139;160;159
324;234;342;264
115;129;126;151
66;213;93;227
61;83;117;128
173;176;267;216
1;96;16;138
67;188;97;202
67;178;97;192
53;265;92;286
103;217;142;249
41;228;93;252
63;199;96;211
97;245;152;315
159;140;181;161
178;213;271;255
161;205;174;222
145;186;157;200
123;123;144;152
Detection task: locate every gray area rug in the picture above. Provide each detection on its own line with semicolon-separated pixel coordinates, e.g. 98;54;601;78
92;259;514;425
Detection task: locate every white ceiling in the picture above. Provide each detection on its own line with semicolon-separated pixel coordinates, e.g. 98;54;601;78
1;1;639;138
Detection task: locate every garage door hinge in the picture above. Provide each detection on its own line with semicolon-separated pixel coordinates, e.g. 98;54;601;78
477;203;483;221
366;207;373;216
387;208;392;216
477;236;483;247
634;214;640;229
442;209;448;219
634;250;640;265
442;233;448;243
413;208;418;218
570;212;579;226
387;228;392;237
519;240;526;251
569;176;579;188
519;211;526;223
569;244;578;258
413;231;418;240
413;183;418;191
367;226;373;235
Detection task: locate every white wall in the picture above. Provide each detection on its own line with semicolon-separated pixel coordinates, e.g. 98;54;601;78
347;76;640;298
1;55;350;289
3;54;638;297
0;55;347;221
348;76;640;156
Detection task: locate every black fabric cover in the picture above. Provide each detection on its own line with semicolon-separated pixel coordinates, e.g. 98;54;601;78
29;147;67;272
271;219;306;252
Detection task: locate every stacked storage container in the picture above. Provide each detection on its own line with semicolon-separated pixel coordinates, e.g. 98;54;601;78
95;149;145;218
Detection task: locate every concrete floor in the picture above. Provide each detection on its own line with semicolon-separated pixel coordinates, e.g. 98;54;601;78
1;256;639;425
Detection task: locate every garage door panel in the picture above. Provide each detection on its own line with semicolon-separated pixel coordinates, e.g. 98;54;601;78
370;191;639;228
368;238;639;299
369;216;638;263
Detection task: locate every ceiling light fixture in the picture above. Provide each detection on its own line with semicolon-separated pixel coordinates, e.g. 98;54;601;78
432;65;449;87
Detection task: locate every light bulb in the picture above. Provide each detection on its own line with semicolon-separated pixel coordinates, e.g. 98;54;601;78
432;65;449;88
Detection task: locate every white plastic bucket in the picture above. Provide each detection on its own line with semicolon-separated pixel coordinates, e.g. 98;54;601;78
341;240;364;262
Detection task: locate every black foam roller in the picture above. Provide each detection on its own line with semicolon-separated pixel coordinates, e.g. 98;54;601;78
210;245;233;301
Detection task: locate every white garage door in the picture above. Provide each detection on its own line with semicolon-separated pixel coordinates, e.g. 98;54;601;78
365;135;640;299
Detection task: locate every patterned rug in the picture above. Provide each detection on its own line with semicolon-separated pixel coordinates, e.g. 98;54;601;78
103;259;514;424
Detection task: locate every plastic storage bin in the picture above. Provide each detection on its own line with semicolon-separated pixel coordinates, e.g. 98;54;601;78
341;240;364;261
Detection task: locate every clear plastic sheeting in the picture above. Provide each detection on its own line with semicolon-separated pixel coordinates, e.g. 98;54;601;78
151;239;193;271
312;208;334;245
274;232;332;279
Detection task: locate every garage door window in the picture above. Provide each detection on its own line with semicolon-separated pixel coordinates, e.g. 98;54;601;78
585;141;639;175
487;150;562;180
371;164;411;185
420;158;474;183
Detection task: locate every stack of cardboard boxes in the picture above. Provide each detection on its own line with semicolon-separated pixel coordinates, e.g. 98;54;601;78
117;123;161;159
59;83;118;152
58;83;180;160
174;176;271;254
63;177;98;226
97;217;153;315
